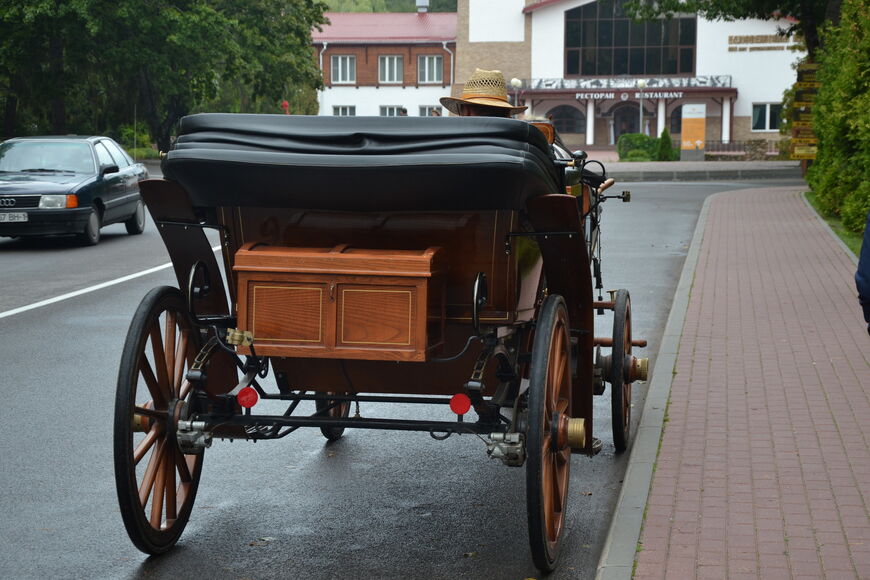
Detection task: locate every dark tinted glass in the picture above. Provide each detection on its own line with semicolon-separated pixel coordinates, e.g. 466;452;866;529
646;21;662;45
583;21;597;47
614;20;629;45
598;20;613;47
663;46;678;74
630;20;644;45
680;18;696;45
566;21;581;47
613;48;629;74
567;49;580;75
599;48;613;75
664;19;679;45
646;47;662;74
680;47;694;73
582;48;597;75
630;48;644;74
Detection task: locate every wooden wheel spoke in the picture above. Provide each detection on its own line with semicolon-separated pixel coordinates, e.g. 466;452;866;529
543;455;558;541
138;438;164;507
164;311;177;391
175;449;193;483
149;324;171;395
179;380;193;401
133;426;160;465
134;405;163;420
173;329;189;397
164;445;178;525
150;440;168;528
551;453;565;516
139;356;166;406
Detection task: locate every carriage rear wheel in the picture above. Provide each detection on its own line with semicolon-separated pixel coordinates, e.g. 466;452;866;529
315;393;351;441
114;286;204;554
610;289;633;453
526;294;573;572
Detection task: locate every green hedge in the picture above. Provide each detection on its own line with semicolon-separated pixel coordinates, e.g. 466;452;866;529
617;133;658;160
806;0;870;233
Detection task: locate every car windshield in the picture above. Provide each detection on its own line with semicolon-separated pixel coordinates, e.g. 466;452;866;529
0;141;96;174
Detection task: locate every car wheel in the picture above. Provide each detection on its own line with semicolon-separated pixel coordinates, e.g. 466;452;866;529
124;200;146;235
78;207;102;246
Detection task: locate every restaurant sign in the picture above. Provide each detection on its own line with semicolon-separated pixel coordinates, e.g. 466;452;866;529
530;76;732;90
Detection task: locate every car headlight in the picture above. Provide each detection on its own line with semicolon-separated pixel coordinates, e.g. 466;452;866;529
39;194;78;208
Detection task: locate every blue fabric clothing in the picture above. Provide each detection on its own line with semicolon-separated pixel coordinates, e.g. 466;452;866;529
857;209;870;330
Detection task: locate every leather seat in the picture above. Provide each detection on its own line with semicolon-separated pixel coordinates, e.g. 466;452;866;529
162;114;563;212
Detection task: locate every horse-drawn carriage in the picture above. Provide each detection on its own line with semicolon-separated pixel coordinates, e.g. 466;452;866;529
113;113;647;571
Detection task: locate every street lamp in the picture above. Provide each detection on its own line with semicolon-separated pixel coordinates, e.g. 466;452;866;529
636;79;647;135
510;77;522;107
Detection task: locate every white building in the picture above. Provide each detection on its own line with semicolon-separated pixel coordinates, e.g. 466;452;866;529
455;0;803;148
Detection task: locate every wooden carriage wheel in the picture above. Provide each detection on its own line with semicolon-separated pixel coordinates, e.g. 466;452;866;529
315;393;351;441
526;294;573;572
114;286;203;554
610;289;633;453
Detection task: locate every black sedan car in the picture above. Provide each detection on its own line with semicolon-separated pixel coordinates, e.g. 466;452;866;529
0;136;148;245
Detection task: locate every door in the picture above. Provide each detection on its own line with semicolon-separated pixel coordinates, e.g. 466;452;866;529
613;104;640;142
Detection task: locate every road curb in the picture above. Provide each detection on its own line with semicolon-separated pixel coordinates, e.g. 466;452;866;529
616;167;802;182
800;191;859;266
594;190;718;580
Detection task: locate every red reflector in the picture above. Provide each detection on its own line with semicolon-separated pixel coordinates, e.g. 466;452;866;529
449;393;472;415
237;386;259;408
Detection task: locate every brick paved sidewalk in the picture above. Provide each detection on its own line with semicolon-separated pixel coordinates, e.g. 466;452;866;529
634;186;870;579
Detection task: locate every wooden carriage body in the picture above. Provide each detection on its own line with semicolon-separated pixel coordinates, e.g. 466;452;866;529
144;114;594;421
115;113;647;569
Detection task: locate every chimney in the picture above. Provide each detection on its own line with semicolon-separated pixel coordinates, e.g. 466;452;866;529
416;0;429;13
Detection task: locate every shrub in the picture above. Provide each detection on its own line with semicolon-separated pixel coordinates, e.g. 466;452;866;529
117;124;152;152
806;0;870;232
617;133;658;160
656;128;678;161
128;147;160;161
624;149;653;162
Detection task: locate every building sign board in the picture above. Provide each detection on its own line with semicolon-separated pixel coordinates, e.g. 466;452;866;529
791;63;820;160
532;76;731;91
681;104;706;158
575;91;684;100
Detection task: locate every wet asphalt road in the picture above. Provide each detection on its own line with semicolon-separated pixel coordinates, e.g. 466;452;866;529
0;178;805;579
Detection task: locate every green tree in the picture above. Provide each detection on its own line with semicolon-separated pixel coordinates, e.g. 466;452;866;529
806;0;870;232
0;0;328;149
624;0;841;58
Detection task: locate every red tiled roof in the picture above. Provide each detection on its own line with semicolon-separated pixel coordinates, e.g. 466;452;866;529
313;12;457;43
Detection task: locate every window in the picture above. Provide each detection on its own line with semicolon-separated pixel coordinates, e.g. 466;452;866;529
379;56;403;84
380;106;404;116
752;103;782;131
94;142;115;167
564;0;696;76
420;106;442;117
333;106;356;116
547;105;586;134
331;55;356;84
418;55;443;84
102;140;131;167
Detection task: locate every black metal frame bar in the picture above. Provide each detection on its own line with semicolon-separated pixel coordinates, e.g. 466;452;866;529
207;413;509;437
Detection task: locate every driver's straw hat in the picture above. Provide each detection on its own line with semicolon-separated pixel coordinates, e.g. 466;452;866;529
440;69;527;115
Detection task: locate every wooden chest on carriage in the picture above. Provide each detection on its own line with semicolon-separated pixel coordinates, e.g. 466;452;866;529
233;243;446;362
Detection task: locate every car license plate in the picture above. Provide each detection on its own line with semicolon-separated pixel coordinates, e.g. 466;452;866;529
0;212;28;223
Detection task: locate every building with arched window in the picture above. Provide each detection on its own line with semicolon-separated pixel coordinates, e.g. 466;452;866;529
450;0;803;149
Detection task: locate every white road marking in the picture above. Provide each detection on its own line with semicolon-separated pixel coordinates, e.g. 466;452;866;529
0;245;222;320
